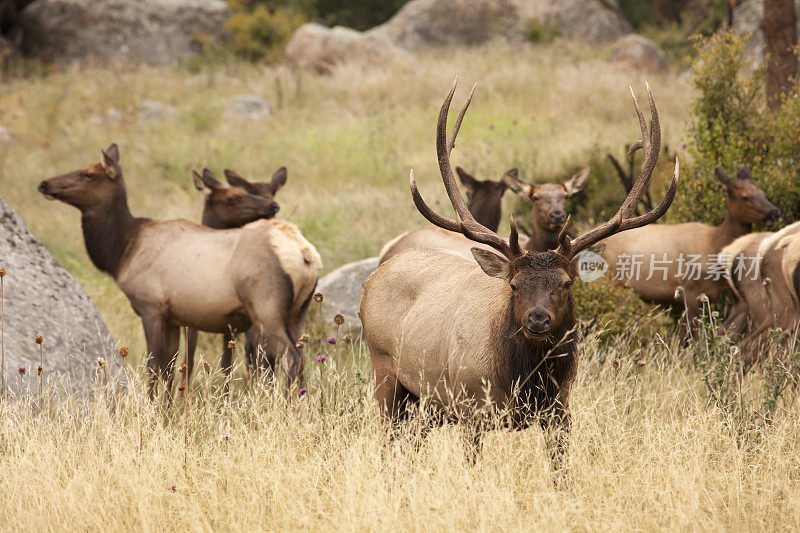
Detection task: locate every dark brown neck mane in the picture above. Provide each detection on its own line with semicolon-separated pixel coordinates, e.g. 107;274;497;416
713;211;752;250
524;228;560;252
493;292;576;423
201;207;228;230
80;187;146;278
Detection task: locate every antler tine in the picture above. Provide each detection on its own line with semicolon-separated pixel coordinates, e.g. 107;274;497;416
409;169;461;232
446;83;476;155
566;85;674;258
618;157;679;231
435;79;516;259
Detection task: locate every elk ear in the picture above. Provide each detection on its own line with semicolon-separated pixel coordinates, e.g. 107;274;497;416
456;167;478;191
498;168;517;191
502;171;532;197
472;248;509;279
201;168;224;189
563;166;590;196
715;167;734;189
101;144;121;180
271;167;288;191
192;171;213;195
224;169;251;190
737;166;754;181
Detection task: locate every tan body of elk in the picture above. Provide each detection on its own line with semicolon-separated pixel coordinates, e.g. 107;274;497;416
721;223;800;368
37;145;322;396
361;80;678;470
600;167;780;323
378;166;590;264
186;167;289;379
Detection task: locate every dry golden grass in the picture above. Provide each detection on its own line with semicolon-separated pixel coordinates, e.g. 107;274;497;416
2;42;798;531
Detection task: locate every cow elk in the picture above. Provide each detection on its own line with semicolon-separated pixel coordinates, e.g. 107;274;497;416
378;167;516;264
360;80;678;471
601;166;780;325
188;167;290;380
38;145;322;397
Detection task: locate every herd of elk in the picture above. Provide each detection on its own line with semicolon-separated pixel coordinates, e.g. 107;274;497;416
188;167;289;378
32;77;798;475
360;80;678;470
38;145;321;397
378;165;591;264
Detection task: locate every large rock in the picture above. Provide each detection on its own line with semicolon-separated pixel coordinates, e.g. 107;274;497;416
368;0;631;49
731;0;800;67
19;0;230;66
0;196;117;396
314;257;378;333
608;34;668;71
286;23;412;74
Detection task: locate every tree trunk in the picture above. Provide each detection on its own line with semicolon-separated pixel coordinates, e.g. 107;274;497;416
763;0;799;110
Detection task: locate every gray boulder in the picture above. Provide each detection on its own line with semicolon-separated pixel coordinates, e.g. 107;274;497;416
314;257;378;333
0;196;117;396
137;100;176;122
368;0;631;49
19;0;230;66
286;23;412;74
608;34;668;72
731;0;800;67
225;95;273;120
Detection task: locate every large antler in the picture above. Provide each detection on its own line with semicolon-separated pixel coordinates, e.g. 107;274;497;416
410;79;522;260
562;83;679;259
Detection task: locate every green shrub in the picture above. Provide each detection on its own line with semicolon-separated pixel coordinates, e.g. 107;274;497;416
674;30;800;225
225;3;307;62
526;18;560;44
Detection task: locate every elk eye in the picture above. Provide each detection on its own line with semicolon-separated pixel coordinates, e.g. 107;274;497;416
532;195;540;201
81;173;94;180
510;282;519;292
227;197;240;204
742;195;750;202
563;280;572;290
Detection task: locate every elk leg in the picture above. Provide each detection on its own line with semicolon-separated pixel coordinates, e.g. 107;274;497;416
186;328;198;381
539;405;571;477
220;331;234;375
250;322;304;391
245;327;275;375
142;315;168;400
162;325;181;402
372;358;415;423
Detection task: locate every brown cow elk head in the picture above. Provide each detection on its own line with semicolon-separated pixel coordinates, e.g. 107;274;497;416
454;166;514;232
194;169;280;229
224;167;287;203
715;167;781;226
38;143;125;213
503;166;590;233
410;80;678;340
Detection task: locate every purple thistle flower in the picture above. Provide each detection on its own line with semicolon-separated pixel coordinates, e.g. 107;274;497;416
169;484;177;492
298;387;307;397
317;354;326;363
17;366;26;375
681;143;687;150
326;337;336;345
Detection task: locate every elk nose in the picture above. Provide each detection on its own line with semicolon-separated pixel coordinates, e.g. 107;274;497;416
37;181;49;193
525;306;552;334
550;210;566;224
764;207;781;224
271;201;280;214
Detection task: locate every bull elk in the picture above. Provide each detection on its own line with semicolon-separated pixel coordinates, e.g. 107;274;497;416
360;80;678;470
187;167;289;379
38;144;322;397
601;166;780;325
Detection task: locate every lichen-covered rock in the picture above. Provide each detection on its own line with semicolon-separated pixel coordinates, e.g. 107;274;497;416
314;257;378;333
608;34;668;71
20;0;230;66
0;196;117;396
286;23;412;74
368;0;631;50
225;95;273;120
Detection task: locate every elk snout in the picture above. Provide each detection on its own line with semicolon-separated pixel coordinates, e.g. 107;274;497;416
265;201;280;217
549;209;566;225
763;207;781;224
525;306;553;336
38;181;57;199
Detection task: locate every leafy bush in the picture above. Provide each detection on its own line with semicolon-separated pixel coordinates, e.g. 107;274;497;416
526;19;560;44
674;30;800;225
226;2;306;61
